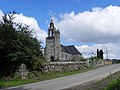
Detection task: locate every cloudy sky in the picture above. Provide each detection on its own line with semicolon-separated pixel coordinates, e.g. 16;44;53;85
0;0;120;59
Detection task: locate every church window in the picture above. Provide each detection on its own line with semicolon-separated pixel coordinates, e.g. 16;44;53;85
51;45;52;48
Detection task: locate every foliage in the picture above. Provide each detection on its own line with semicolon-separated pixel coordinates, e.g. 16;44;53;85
0;11;45;78
90;56;99;61
79;56;85;61
104;77;120;90
97;50;99;59
97;49;103;59
99;50;103;59
13;72;21;80
0;83;5;89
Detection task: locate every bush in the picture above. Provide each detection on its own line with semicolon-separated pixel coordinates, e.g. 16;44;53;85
27;71;41;79
104;77;120;90
0;78;5;89
0;83;5;89
13;72;21;80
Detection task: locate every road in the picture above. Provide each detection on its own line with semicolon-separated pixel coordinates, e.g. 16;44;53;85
5;64;120;90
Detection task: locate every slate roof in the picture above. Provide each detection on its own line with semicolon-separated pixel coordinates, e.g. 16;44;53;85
61;44;71;54
61;44;82;55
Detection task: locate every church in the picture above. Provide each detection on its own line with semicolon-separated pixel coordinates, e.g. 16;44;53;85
44;19;82;61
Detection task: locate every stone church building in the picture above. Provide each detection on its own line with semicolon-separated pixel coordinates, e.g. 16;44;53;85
44;19;82;61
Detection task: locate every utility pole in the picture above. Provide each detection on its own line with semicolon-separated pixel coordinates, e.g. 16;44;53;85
106;48;108;60
103;44;108;60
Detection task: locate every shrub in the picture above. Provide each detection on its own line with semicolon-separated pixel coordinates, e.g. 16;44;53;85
104;77;120;90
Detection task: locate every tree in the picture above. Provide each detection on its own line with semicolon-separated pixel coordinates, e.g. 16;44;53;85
99;49;103;59
96;49;103;59
97;49;100;58
0;12;45;77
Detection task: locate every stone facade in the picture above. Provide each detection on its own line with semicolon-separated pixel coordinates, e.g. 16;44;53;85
44;19;82;61
61;51;72;61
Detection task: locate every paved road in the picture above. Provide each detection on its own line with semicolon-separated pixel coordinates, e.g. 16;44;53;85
5;64;120;90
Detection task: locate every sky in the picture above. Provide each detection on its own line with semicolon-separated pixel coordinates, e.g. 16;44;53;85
0;0;120;59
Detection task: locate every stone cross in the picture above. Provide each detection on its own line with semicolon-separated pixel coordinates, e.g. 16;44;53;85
19;63;28;79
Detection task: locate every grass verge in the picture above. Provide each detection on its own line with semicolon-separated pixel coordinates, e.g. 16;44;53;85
0;65;107;89
104;76;120;90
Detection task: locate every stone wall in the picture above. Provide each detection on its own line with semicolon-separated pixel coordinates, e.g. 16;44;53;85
44;60;113;72
88;59;112;67
96;60;112;66
44;61;86;72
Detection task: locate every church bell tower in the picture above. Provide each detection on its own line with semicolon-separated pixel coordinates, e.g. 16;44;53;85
44;19;61;61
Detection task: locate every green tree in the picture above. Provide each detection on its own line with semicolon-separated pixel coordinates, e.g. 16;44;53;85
99;49;103;59
0;12;45;77
97;49;103;59
97;49;100;58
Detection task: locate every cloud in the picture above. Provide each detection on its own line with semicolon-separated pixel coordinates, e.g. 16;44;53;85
53;5;120;59
76;43;120;59
56;5;120;44
0;10;3;22
14;14;47;43
0;10;47;44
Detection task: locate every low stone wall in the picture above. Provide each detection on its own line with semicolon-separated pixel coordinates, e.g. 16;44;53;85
96;60;112;66
44;61;86;72
89;60;112;67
